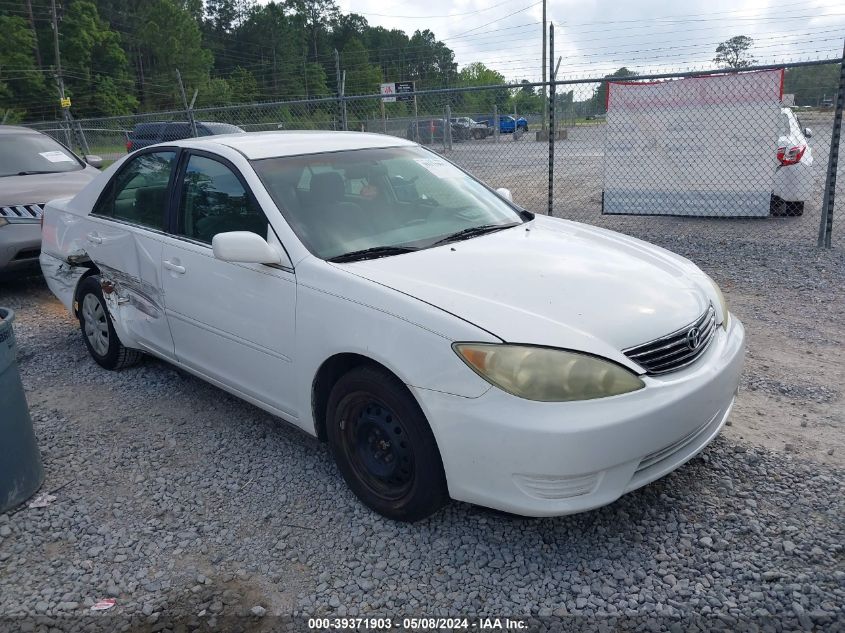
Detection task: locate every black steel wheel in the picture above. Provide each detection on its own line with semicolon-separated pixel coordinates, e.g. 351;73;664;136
326;365;448;521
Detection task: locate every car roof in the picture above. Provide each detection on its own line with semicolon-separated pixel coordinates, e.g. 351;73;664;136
170;131;416;160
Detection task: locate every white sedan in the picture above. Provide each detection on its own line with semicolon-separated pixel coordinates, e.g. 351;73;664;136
40;131;745;521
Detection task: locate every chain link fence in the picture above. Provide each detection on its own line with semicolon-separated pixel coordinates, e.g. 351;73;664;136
23;59;844;249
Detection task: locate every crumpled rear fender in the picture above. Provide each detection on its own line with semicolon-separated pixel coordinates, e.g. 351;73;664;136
39;253;91;316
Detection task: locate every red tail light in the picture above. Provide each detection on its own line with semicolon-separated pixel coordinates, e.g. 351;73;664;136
777;144;806;166
126;140;133;152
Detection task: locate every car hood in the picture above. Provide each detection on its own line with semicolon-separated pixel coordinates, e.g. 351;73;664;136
339;216;713;358
0;168;98;206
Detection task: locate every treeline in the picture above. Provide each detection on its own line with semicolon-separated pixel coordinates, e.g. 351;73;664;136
0;0;548;121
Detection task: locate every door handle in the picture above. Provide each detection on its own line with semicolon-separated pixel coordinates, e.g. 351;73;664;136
163;260;186;274
86;232;102;244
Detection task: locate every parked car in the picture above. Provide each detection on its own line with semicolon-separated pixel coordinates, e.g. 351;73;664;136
40;131;744;522
450;117;490;140
475;114;529;134
0;126;101;275
125;121;245;153
405;118;458;143
771;107;813;217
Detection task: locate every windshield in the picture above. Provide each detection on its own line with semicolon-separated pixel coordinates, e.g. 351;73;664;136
252;146;525;260
0;133;83;177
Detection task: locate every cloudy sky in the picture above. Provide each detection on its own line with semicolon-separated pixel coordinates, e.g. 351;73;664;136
334;0;845;82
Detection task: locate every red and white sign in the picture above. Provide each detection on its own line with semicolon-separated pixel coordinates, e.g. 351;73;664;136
380;83;396;103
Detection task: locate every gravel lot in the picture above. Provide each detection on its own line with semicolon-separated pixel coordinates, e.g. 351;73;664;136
0;235;843;631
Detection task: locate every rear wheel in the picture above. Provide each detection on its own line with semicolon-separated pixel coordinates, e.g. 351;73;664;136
784;201;804;216
770;195;804;217
326;365;448;522
77;276;142;370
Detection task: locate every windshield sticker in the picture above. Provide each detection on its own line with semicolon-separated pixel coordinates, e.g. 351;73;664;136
39;151;75;163
413;158;458;178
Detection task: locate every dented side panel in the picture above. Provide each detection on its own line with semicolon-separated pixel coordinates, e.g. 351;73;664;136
82;218;175;360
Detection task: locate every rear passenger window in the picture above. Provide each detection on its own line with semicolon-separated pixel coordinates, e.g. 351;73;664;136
177;155;268;244
93;151;174;230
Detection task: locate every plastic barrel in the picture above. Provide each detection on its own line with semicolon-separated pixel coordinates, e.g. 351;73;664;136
0;308;44;513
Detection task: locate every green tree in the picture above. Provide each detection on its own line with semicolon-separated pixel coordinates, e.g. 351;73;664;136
60;1;138;116
341;38;382;95
136;0;213;109
226;66;260;102
783;64;840;106
510;79;543;113
0;14;50;119
714;35;757;69
456;63;508;113
592;67;637;112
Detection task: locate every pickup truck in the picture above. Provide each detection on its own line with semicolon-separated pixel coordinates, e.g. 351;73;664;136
475;115;529;134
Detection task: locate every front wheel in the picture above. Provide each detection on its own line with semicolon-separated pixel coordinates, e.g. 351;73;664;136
326;366;448;522
77;275;142;370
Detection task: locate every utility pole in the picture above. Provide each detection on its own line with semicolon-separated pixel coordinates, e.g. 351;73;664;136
541;0;547;135
25;0;42;68
50;0;76;150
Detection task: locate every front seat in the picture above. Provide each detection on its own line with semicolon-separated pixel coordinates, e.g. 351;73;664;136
308;171;372;254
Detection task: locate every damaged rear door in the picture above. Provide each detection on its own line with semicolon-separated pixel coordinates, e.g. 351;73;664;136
84;149;177;360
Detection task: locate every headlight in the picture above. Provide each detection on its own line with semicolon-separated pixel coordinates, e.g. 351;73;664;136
453;343;645;402
0;217;8;228
704;274;729;330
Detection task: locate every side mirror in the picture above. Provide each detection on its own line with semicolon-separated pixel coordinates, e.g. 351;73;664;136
496;187;513;202
85;155;103;168
212;231;282;265
803;127;813;138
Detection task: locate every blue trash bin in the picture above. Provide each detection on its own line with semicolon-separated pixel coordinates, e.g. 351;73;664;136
0;307;44;513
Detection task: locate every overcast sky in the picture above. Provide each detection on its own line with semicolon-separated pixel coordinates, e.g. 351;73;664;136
334;0;845;82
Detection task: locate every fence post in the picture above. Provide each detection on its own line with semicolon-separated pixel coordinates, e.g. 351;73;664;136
413;91;419;143
817;40;845;247
445;104;452;151
176;69;197;137
74;119;90;155
493;104;499;143
548;24;555;217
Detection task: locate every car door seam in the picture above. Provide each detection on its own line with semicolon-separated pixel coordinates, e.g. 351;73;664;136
165;309;292;363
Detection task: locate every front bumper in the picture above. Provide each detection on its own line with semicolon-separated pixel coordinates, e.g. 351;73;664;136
0;222;41;272
413;316;745;517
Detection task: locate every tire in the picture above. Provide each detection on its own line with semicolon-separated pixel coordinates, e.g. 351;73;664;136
326;365;448;522
770;195;804;217
77;275;142;370
784;201;804;216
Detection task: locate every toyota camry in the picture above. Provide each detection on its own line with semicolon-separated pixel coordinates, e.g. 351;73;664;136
40;131;745;521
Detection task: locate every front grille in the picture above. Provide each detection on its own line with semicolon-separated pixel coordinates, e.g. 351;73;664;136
623;304;716;374
0;203;45;220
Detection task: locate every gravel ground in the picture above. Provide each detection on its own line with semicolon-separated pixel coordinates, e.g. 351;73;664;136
0;238;843;632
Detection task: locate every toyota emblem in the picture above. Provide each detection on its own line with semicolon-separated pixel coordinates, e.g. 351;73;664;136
686;326;701;351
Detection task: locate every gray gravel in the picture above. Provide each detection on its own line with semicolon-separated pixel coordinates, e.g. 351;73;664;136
0;240;843;632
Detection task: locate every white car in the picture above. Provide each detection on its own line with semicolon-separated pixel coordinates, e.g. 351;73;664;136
40;132;745;521
771;107;813;216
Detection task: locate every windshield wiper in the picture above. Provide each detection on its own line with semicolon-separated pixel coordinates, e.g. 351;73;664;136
430;222;520;246
8;170;63;176
327;245;418;263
